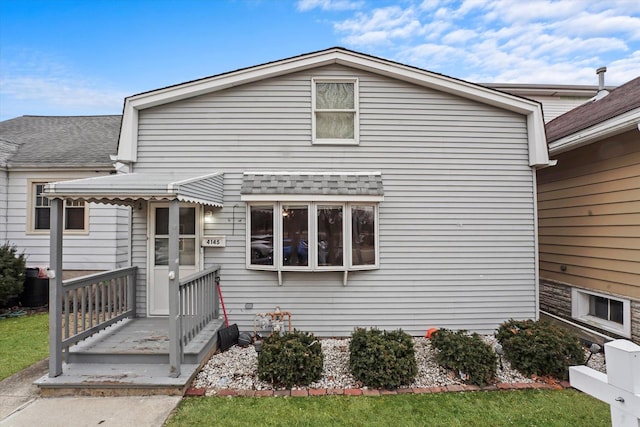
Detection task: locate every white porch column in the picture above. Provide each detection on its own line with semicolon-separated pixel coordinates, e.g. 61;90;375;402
168;199;181;377
48;198;64;377
570;339;640;427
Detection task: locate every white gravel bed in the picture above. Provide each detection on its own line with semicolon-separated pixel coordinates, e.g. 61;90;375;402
192;336;606;392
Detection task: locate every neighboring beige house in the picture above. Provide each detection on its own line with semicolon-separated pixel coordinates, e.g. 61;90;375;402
0;115;130;279
537;76;640;344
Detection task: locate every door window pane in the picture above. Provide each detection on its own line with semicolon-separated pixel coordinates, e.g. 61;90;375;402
282;205;308;267
351;205;376;266
179;238;196;265
180;208;196;234
318;206;343;267
250;206;274;266
155;208;169;235
154;238;168;266
155;207;195;235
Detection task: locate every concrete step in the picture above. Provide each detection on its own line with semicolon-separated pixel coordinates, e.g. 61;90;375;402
34;363;200;397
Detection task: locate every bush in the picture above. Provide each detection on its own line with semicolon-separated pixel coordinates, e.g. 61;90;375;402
349;327;417;389
257;330;323;388
430;329;497;387
496;319;584;380
0;243;26;306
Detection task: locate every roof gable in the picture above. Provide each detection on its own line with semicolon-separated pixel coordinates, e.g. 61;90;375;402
116;47;549;167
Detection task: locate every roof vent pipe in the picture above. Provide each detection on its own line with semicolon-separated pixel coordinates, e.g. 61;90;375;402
596;67;607;90
592;66;609;101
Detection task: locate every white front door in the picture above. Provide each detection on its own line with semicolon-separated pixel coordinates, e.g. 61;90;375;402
149;204;199;316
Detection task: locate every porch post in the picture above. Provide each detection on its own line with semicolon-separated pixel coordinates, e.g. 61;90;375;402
48;198;64;377
168;199;181;377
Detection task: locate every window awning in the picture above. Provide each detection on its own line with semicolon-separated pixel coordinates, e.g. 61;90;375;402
43;172;224;207
240;171;383;202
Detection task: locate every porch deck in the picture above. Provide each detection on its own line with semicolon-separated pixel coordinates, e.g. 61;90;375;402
35;317;224;396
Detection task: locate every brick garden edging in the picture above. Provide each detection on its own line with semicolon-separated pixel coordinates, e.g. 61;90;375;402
185;380;572;397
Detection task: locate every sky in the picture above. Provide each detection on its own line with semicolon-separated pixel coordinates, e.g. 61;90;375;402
1;0;639;121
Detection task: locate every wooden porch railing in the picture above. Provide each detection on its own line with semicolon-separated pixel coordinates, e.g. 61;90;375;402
178;265;220;352
51;267;137;369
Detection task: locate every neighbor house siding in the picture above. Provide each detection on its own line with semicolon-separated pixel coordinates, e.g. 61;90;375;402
525;95;589;123
134;64;537;336
5;170;130;272
538;130;640;299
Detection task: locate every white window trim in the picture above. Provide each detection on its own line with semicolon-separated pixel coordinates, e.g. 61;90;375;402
571;288;631;338
311;77;359;145
27;180;90;235
246;201;379;277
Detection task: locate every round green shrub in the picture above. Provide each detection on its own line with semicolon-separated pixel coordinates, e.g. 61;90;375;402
430;328;497;387
0;243;26;307
349;327;417;389
496;319;584;380
257;329;323;388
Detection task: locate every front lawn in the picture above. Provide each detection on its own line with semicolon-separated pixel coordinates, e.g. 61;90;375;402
165;389;609;427
0;312;49;380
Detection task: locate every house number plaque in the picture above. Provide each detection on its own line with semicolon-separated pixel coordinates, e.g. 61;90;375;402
201;236;226;247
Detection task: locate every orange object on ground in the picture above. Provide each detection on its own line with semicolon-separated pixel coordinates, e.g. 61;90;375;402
426;328;438;339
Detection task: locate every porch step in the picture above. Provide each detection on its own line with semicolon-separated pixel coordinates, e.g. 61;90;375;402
34;363;199;397
67;317;223;365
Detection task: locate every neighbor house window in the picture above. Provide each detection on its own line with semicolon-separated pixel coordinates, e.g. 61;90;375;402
312;79;358;144
572;288;631;337
31;182;87;232
247;202;378;271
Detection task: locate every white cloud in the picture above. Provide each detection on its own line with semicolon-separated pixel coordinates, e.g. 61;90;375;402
320;0;639;85
442;29;476;44
296;0;363;12
0;48;127;120
335;6;425;46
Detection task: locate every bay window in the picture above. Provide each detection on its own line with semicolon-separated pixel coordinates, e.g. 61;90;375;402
247;202;378;272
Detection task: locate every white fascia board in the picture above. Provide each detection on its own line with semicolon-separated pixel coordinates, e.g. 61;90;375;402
241;194;384;202
548;108;640;155
116;48;548;166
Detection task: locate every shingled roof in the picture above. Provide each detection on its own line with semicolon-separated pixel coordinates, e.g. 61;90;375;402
0;115;121;168
546;76;640;143
241;172;384;198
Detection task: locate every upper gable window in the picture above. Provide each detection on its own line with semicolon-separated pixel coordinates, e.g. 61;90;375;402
312;78;359;145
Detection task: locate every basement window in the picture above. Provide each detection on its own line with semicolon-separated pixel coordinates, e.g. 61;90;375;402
572;288;631;337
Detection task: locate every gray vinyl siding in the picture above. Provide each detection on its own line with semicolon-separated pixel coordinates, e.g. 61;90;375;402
134;64;536;336
0;169;7;242
5;170;130;272
525;95;590;123
131;203;149;316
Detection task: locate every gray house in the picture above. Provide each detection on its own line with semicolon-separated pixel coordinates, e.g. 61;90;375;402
0;115;129;279
39;48;552;393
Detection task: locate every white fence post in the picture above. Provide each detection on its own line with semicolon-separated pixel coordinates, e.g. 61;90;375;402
569;339;640;427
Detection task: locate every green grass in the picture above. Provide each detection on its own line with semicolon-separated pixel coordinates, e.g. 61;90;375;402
0;313;49;380
166;389;609;427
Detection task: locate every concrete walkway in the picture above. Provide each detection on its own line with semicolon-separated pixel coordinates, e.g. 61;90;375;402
0;361;181;427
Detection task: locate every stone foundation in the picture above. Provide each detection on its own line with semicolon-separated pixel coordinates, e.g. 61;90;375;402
539;278;639;345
